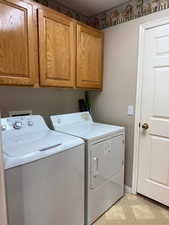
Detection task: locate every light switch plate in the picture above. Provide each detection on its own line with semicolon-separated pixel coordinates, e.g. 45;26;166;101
128;105;134;116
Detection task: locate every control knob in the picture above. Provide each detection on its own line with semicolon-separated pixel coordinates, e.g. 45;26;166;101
13;121;22;129
1;125;6;131
28;120;33;126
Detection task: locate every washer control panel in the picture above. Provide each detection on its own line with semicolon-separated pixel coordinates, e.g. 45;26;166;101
0;116;42;132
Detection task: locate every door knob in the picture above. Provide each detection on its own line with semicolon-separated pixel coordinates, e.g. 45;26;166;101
142;123;149;130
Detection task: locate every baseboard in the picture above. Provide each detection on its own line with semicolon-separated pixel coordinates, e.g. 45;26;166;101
124;185;132;193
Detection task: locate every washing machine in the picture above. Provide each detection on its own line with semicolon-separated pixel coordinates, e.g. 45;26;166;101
1;115;85;225
50;112;125;225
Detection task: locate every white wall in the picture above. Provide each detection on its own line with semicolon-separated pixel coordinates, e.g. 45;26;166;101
0;87;84;127
89;9;169;187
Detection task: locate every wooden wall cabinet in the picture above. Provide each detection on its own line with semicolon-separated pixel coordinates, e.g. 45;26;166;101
0;0;104;89
38;8;76;87
0;0;37;86
76;24;104;89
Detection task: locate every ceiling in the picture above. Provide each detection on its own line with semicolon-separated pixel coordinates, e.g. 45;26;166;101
55;0;128;16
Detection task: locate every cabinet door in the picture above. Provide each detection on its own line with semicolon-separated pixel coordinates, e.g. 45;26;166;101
38;8;76;87
0;0;37;86
77;24;104;89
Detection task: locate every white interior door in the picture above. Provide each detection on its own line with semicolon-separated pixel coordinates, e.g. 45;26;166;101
137;22;169;206
0;120;8;225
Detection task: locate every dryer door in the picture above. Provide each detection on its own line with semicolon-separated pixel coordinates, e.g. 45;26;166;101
90;135;124;189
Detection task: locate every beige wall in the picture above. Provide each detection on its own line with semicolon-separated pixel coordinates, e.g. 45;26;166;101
0;87;84;127
89;9;169;187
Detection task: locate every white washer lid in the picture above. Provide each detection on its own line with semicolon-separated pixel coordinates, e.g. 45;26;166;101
3;131;84;169
2;115;84;169
4;131;62;157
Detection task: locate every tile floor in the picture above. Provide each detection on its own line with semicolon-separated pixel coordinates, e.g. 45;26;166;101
93;193;169;225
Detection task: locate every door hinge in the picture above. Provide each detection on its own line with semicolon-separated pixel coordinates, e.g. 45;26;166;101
139;122;141;128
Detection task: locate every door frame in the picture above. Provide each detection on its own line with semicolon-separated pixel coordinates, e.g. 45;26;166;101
132;16;169;194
